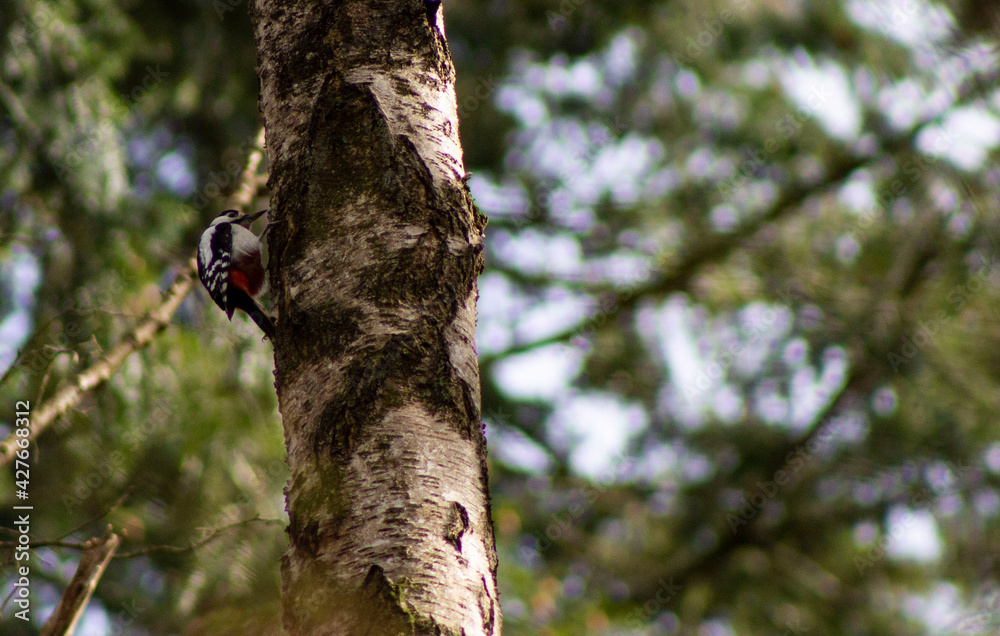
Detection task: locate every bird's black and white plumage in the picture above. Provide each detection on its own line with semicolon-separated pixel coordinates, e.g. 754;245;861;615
197;209;275;340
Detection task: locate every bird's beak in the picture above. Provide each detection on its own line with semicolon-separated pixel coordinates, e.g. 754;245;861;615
239;209;268;226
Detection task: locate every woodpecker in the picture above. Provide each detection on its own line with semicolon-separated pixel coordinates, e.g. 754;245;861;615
197;209;275;340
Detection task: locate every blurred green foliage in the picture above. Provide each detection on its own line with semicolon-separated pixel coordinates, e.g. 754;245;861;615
3;0;1000;634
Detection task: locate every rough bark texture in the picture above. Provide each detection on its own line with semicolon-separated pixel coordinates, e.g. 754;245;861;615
250;1;498;634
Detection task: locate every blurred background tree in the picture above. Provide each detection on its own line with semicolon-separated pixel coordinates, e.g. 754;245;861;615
2;0;1000;634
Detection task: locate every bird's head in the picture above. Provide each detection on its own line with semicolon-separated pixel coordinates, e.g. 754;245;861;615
211;209;267;227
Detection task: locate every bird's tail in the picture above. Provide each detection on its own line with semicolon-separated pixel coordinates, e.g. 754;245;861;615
232;293;276;341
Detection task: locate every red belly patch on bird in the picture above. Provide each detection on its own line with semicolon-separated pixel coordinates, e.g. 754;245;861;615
229;269;252;295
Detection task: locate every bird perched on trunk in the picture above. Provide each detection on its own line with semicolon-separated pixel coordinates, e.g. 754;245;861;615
197;209;275;339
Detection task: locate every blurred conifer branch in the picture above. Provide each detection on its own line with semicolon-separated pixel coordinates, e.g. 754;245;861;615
0;268;197;467
629;223;944;601
482;67;1000;363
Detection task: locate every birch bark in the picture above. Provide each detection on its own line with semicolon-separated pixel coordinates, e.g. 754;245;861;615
251;1;499;634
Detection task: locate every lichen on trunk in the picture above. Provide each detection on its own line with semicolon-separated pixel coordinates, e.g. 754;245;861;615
250;0;498;633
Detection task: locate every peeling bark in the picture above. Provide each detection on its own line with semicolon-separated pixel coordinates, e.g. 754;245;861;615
250;1;498;634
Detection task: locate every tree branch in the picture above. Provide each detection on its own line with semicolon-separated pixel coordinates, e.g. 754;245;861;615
480;152;866;363
39;526;120;636
226;127;268;212
112;515;283;559
0;515;281;559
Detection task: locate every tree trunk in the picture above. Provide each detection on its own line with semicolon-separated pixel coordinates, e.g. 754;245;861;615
250;1;499;634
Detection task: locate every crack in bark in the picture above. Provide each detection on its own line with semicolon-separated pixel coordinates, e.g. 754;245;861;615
444;502;470;552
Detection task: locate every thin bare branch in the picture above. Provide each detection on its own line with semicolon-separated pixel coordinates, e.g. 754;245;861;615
227;127;268;213
0;538;90;550
113;515;283;559
40;526;121;636
2;515;282;558
55;489;134;542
